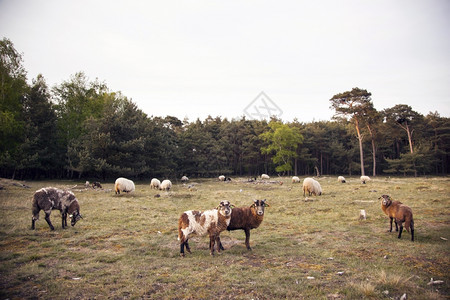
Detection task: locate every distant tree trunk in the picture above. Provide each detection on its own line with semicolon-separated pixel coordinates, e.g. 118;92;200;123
294;157;298;176
355;118;365;176
367;124;377;177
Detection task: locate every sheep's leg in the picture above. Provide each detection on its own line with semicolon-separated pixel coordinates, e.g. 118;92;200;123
31;217;36;230
44;212;55;231
389;217;393;232
410;220;414;242
62;212;67;229
394;220;399;232
185;239;191;253
244;228;252;250
217;236;225;251
180;238;187;257
397;221;403;239
209;235;216;256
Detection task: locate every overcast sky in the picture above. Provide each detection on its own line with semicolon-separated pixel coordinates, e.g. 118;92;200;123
1;0;449;122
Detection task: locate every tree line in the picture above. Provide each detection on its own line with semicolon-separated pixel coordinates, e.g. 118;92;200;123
1;38;449;180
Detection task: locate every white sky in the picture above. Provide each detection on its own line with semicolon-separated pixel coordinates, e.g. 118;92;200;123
1;0;449;122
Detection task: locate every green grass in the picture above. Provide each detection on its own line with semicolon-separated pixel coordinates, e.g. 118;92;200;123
0;176;449;299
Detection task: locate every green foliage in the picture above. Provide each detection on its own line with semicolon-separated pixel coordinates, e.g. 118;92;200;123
260;121;303;173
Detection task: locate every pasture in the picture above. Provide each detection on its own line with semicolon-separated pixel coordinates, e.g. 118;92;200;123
0;176;449;299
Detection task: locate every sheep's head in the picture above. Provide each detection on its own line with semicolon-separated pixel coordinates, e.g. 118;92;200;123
217;200;234;217
252;199;270;216
379;194;392;207
69;210;82;226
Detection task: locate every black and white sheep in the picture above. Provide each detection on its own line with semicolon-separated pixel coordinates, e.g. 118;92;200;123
31;187;82;230
114;177;135;194
380;194;414;241
178;200;234;257
217;199;270;251
150;178;161;189
92;182;102;189
302;177;322;196
360;175;371;184
160;179;172;191
337;176;346;183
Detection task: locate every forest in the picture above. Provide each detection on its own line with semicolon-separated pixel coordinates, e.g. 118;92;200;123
1;38;449;180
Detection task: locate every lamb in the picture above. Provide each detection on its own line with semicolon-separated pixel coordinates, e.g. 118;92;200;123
292;176;300;183
338;176;346;183
178;200;234;257
31;187;82;230
360;175;371;184
379;194;414;241
160;179;172;191
261;174;270;180
114;177;135;194
217;199;269;251
150;178;161;189
302;177;322;196
181;176;189;182
218;175;225;181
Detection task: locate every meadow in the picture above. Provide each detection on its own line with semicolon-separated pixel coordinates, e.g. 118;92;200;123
0;176;449;299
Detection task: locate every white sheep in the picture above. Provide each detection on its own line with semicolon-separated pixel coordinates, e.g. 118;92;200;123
160;179;172;191
360;175;371;184
114;177;135;194
181;176;189;182
302;177;322;196
261;174;270;180
150;178;161;189
292;176;300;183
218;175;225;181
338;176;346;183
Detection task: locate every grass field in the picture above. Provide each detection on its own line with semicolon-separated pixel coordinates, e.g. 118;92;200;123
0;176;449;299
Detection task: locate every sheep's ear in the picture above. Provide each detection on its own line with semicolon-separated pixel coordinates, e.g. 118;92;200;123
264;202;270;207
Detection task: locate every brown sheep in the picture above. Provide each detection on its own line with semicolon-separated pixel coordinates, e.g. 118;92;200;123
217;199;269;251
379;194;414;241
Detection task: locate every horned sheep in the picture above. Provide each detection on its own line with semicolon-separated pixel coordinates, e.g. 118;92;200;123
379;194;414;241
160;179;172;191
150;178;161;189
31;187;82;230
178;200;234;256
217;199;269;251
302;177;322;196
114;177;135;194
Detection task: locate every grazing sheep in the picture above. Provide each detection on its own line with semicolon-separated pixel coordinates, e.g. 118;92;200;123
150;178;161;189
92;182;102;189
302;177;322;196
218;175;225;181
114;177;135;194
178;200;234;257
160;179;172;191
360;175;371;184
181;176;189;182
218;199;270;251
292;176;300;183
261;174;270;180
31;187;82;230
379;194;414;241
338;176;346;183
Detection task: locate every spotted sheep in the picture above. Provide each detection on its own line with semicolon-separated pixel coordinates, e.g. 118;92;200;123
178;200;234;257
31;187;82;230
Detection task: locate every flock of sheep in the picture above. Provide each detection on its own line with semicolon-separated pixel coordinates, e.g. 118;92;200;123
30;173;414;258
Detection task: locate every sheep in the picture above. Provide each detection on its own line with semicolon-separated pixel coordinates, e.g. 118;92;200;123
181;176;189;182
338;176;346;183
160;179;172;191
302;177;322;196
178;200;234;257
360;175;371;184
31;187;82;230
261;174;270;180
114;177;135;194
218;175;225;181
217;199;270;251
92;182;102;189
379;194;414;241
292;176;300;183
150;178;161;189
